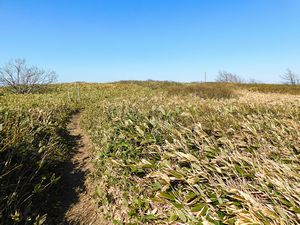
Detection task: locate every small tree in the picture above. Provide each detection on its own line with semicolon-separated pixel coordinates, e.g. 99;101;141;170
216;71;243;83
0;58;57;93
281;68;299;85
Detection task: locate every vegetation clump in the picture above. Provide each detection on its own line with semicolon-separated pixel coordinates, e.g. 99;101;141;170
164;83;237;99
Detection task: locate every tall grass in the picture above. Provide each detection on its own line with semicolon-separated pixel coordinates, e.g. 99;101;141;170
80;82;300;224
238;83;300;95
0;93;77;224
164;83;237;99
1;81;299;224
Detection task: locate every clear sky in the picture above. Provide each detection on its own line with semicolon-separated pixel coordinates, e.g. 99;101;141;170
0;0;299;83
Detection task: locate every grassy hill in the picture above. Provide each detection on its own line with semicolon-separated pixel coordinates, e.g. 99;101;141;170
0;82;299;224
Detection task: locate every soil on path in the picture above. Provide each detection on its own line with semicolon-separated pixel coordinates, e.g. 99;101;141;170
48;113;103;225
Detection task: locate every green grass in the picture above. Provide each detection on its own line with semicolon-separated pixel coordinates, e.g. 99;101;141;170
0;91;79;224
1;81;300;224
80;82;300;224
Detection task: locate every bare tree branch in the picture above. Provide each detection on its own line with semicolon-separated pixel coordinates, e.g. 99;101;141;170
216;71;243;83
0;58;58;93
281;69;299;85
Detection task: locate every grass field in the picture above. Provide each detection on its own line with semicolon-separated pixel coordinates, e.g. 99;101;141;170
1;82;300;224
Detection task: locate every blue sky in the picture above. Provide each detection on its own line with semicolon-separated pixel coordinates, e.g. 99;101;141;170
0;0;299;83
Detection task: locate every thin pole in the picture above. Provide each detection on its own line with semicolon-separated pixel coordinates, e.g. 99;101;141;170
77;85;80;102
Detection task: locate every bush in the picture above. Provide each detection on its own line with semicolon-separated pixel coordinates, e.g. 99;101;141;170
165;83;236;99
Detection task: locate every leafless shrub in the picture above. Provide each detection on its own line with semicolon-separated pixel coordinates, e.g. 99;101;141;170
0;58;57;93
216;70;243;83
281;68;299;85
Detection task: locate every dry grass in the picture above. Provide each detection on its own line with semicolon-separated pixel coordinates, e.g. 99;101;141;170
0;91;78;224
79;82;300;224
238;83;300;95
1;82;299;224
165;83;236;99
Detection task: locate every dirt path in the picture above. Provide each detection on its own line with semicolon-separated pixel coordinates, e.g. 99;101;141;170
49;113;103;224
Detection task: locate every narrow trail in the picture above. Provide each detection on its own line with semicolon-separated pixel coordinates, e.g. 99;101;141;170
49;113;103;225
